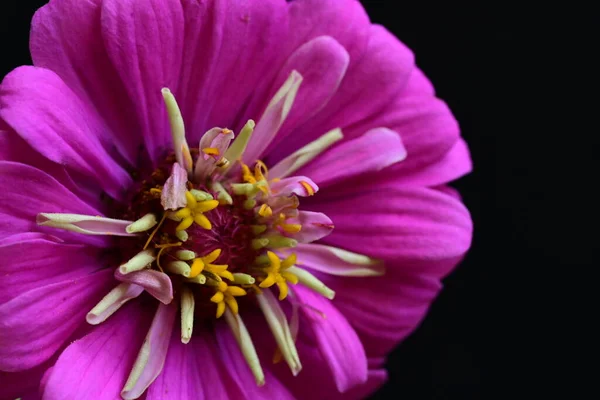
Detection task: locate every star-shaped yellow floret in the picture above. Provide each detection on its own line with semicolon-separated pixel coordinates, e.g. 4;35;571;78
188;249;233;282
175;191;219;231
258;251;298;300
211;281;247;318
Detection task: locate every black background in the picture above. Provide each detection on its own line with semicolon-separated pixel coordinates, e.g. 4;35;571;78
1;1;589;399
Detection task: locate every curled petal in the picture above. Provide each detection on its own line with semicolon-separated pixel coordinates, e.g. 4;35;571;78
114;269;174;305
121;301;178;400
269;128;343;179
36;213;136;236
86;283;145;325
242;70;303;164
194;127;235;180
256;290;302;376
289;211;334;243
222;310;264;386
270;176;319;198
161;163;188;210
283;243;385;277
298;127;407;187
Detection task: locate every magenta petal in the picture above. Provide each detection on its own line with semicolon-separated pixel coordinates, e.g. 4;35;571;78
114;269;174;305
293;286;368;392
43;302;152;400
213;321;295;399
121;302;178;400
178;0;288;141
271;24;414;162
30;0;142;166
291;211;334;243
327;271;443;359
101;0;184;165
161;163;188;210
0;123;102;209
298;127;407;187
390;138;472;186
0;66;132;200
244;35;350;161
0;268;113;372
340;71;463;182
0;232;101;304
0;161;106;246
311;186;473;278
146;332;234;400
0;362;50;400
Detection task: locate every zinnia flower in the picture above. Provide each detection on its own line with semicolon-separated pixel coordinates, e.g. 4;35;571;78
0;0;473;399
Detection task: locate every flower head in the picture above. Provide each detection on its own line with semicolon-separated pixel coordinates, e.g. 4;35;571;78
0;0;472;399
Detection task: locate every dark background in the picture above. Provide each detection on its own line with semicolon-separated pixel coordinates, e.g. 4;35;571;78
1;1;589;399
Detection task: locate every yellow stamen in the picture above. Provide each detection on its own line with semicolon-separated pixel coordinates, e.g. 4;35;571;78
281;224;302;233
258;204;273;218
176;216;194;231
189;258;205;278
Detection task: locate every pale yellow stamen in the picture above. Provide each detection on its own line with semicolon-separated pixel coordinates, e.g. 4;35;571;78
180;286;195;344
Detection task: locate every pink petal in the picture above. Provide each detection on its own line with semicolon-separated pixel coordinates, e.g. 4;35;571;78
213;320;295;399
270;24;415;163
121;302;178;400
0;123;102;209
239;0;371;137
298;127;407;187
243;35;350;162
101;0;184;165
146;331;235;400
330;68;465;184
241;70;303;165
161;163;188;210
114;269;174;305
290;211;334;243
0;66;132;200
270;176;319;198
30;0;143;166
326;271;443;360
293;286;368;392
0;161;106;246
43;302;152;400
310;185;473;278
0;232;101;304
326;369;388;400
385;138;472;186
0;269;113;372
177;0;289;142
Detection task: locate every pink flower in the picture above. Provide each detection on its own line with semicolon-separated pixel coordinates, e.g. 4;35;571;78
0;0;473;399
